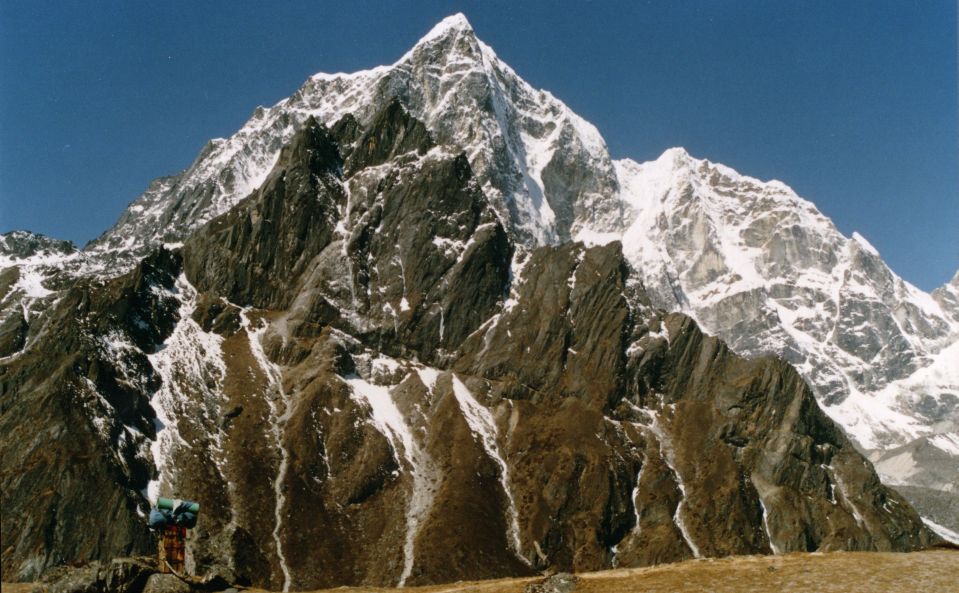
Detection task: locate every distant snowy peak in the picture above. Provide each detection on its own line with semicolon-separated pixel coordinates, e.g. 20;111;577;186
413;12;472;43
590;147;846;308
297;9;615;244
1;231;76;262
581;146;958;452
0;231;82;301
932;271;959;322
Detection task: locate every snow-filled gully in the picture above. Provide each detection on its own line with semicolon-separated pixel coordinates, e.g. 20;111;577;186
240;311;294;592
450;375;530;566
825;463;868;531
146;275;227;502
644;413;702;558
343;368;531;584
343;372;440;587
758;498;783;554
631;459;646;537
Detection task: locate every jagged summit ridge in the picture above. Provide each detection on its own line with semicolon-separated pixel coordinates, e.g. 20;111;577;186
90;12;612;258
307;12;473;81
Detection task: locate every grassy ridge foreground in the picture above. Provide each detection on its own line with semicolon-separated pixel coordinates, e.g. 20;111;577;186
288;550;959;593
3;550;957;593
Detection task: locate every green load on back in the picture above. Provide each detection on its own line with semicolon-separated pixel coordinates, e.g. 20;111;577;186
157;497;200;514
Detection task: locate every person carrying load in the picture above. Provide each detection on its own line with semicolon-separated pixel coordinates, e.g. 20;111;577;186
148;497;200;575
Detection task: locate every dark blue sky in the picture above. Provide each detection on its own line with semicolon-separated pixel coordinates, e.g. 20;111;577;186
1;1;956;290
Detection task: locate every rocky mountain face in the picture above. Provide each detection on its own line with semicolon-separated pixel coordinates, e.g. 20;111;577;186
0;98;937;588
77;14;959;524
0;12;952;587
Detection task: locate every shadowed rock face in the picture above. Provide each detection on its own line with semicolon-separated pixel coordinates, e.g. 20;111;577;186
183;116;346;310
0;103;933;588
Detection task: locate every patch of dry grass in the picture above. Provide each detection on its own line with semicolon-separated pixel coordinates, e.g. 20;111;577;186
575;550;959;593
291;550;959;593
5;550;956;593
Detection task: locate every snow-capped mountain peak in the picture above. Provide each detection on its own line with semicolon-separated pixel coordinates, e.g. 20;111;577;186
16;13;957;533
89;13;614;258
400;12;475;55
428;11;472;32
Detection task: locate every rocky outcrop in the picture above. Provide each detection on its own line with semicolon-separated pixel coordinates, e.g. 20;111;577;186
39;557;159;593
34;556;234;593
525;573;578;593
182;116;345;309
